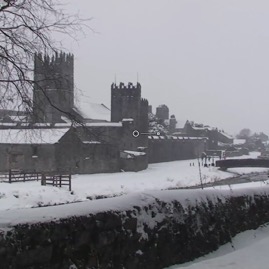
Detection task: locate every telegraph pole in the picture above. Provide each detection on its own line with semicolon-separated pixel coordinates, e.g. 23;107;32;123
197;155;204;189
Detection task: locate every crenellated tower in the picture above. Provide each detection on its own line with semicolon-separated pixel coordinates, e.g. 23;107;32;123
111;82;141;123
140;98;149;133
33;52;74;123
111;82;148;150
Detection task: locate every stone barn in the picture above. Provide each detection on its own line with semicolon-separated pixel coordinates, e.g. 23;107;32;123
56;123;122;174
0;128;68;172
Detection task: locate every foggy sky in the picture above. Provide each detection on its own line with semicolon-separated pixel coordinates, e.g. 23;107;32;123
63;0;269;136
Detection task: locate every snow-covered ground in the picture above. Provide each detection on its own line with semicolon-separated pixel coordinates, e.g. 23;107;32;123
1;151;269;268
0;152;266;211
166;223;269;269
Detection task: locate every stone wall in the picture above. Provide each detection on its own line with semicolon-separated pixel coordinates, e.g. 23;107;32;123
56;141;120;174
2;189;269;269
0;144;56;172
148;138;206;163
56;127;121;174
120;154;148;172
216;158;269;170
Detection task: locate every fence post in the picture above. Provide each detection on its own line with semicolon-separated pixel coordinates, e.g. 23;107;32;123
59;174;62;188
9;170;11;184
41;174;46;186
23;172;26;182
69;174;71;192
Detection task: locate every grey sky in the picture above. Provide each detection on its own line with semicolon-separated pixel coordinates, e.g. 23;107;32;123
63;0;269;135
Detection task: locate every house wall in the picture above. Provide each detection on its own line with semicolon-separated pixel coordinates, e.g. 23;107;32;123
0;144;56;172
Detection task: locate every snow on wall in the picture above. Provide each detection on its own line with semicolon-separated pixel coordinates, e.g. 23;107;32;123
1;186;269;228
2;187;269;268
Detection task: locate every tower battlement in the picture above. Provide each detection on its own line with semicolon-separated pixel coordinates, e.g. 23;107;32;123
111;82;141;98
141;98;148;105
33;51;74;123
111;81;148;150
34;52;74;74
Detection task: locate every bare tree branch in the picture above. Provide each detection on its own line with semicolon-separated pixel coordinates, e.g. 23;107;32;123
0;0;90;123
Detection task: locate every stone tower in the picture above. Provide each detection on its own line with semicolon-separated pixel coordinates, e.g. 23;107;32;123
156;104;169;121
111;82;148;150
33;52;74;123
111;82;141;123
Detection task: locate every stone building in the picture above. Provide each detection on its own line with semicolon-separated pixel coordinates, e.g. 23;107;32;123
33;52;75;123
169;115;177;134
56;124;122;174
0;50;214;174
111;82;148;151
0;128;67;172
156;104;169;121
183;121;233;150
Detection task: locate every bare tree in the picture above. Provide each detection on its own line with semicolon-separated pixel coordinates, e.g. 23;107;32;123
0;0;88;122
237;128;252;139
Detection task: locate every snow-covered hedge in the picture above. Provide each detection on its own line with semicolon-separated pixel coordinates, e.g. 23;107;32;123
1;187;269;268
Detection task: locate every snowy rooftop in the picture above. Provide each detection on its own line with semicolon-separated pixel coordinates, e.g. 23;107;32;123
176;120;186;129
84;122;122;127
0;128;69;144
74;101;110;121
219;130;233;139
124;150;146;156
148;135;207;140
192;125;213;131
234;138;246;145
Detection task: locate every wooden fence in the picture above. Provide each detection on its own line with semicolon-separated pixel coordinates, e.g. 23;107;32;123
0;170;42;183
41;173;72;191
0;170;72;191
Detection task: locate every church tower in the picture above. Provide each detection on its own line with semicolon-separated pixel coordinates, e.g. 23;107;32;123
111;82;141;123
111;82;148;150
33;52;74;123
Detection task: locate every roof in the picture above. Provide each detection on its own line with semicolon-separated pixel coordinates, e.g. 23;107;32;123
176;120;186;129
84;122;122;127
0;128;69;144
219;131;233;140
120;150;146;159
124;150;146;156
148;135;207;140
73;101;110;121
234;139;246;145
